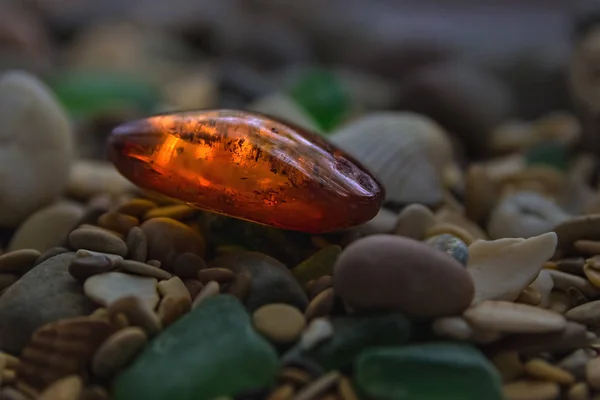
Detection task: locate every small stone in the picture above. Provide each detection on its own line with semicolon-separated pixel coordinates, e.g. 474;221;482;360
300;318;334;351
492;351;524;382
0;274;18;291
334;235;474;318
172;252;206;279
38;375;83;400
515;287;542;306
197;268;235;284
568;382;590;400
182;279;204;299
84;272;159;309
425;233;469;266
140;217;205;270
113;199;158;218
491;322;590;354
503;380;559;400
432;316;473;340
559;349;594;380
0;249;40;275
143;205;197;221
576;240;600;255
467;232;557;303
351;207;397;236
463;301;567;333
97;212;139;235
75;249;124;263
556;257;586;276
291;245;341;285
157;276;190;302
68;228;128;257
107;296;161;337
157;295;191;327
147;259;161;268
68;255;115;283
548;270;600;298
355;343;503;400
113;295;279;400
118;259;171;280
394;203;435;240
92;327;147;378
554;214;600;254
226;271;252;301
565;300;600;326
523;358;575;385
584;264;600;288
305;287;335;321
253;303;306;344
192;281;220;308
435;208;489;241
587;356;600;390
529;270;554;308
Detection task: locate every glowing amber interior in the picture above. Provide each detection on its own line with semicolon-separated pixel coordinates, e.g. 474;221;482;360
107;109;384;233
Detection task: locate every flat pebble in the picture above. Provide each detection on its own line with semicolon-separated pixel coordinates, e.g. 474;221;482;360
300;318;334;350
157;276;190;302
556;257;586;276
68;228;128;257
491;322;590;354
565;300;600;326
197;268;235;284
0;249;40;275
523;358;575;385
78;224;124;240
113;199;157;218
92;327;147;378
334;235;474;318
464;300;567;333
465;164;497;224
38;375;83;400
253;303;306;344
143;205;197;221
515;287;541;306
576;240;600;255
68;255;115;283
157;295;191;327
547;270;600;298
309;275;333;299
394;203;435;240
107;296;161;337
84;272;159;309
192;281;220;308
118;259;171;280
503;380;560;400
492;351;524;382
172;252;206;279
432;316;473;340
586;356;600;390
305;287;335;321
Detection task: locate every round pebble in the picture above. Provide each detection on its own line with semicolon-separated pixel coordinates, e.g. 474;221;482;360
333;235;474;318
68;228;128;257
35;246;69;265
252;303;306;344
309;275;333;299
0;249;40;275
83;271;159;309
68;255;115;283
97;212;139;235
432;316;473;340
172;252;207;279
197;268;235;284
107;296;162;337
118;259;171;280
92;326;148;378
394;204;435;240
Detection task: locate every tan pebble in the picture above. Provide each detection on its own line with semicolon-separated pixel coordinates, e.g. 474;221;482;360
394;204;435;240
516;287;542;306
338;376;359;400
305;288;335;321
77;224;124;240
157;276;190;301
568;382;590;400
110;312;129;330
585;264;600;288
432;316;473;340
38;375;83;400
565;299;600;325
0;249;40;275
97;212;138;235
425;223;474;245
197;268;234;284
300;318;334;350
267;384;295;400
492;351;523;382
470;327;503;344
588;255;600;269
143;205;197;221
292;371;340;400
108;296;161;337
226;271;251;301
279;368;313;386
309;275;333;299
0;387;30;400
576;240;600;256
172;252;206;279
118;259;171;280
253;303;306;344
75;249;123;264
35;246;69;265
182;279;204;299
548;290;572;314
157;295;191;327
587;356;600;390
90;307;109;320
0;273;18;291
147;259;161;268
113;198;158;218
524;358;575;385
92;326;147;377
463;300;567;333
68;228;127;257
192;281;220;308
125;227;147;262
548;270;600;299
503;380;560;400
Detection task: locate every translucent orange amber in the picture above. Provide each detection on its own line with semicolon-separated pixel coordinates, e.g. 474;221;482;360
107;109;384;233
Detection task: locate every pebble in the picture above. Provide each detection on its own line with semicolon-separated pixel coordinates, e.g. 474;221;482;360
584;264;600;288
0;253;94;353
503;380;560;400
35;246;69;265
547;270;600;298
565;300;600;326
465;164;497;224
97;212;139;235
425;233;469;266
300;318;335;350
293;371;340;400
114;199;157;218
554;214;600;254
68;255;115;283
435;208;489;241
92;327;148;378
252;303;307;344
0;387;30;400
556;257;585;276
333;235;474;318
432;316;474;340
67;160;135;200
192;281;220;308
291;245;341;285
568;382;590;400
523;358;575;385
8;202;84;252
492;351;524;382
529;270;554;308
309;275;333;299
576;240;600;255
107;296;161;337
118;259;171;280
157;276;191;302
491;322;590;354
113;295;279;400
125;227;147;262
197;268;235;284
467;232;558;303
38;375;83;400
140;217;205;270
305;287;335;321
0;71;73;227
463;300;567;333
172;252;206;279
76;249;123;264
183;279;203;299
351;207;397;236
78;224;124;240
225;271;252;301
68;228;128;257
425;223;475;246
394;203;436;240
559;348;594;380
84;272;159;309
157;295;191;327
586;356;600;390
142;205;197;221
0;249;40;275
515;287;541;306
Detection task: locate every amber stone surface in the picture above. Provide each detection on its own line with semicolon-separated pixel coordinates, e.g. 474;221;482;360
107;109;384;233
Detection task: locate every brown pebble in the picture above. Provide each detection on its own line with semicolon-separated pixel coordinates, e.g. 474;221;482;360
305;288;335;321
556;258;586;276
192;281;220;308
92;327;147;378
0;249;40;275
68;228;128;257
338;376;359;400
0;274;18;291
157;295;191;327
35;247;69;266
197;268;235;284
523;358;575;385
38;375;83;400
279;368;313;386
182;279;204;299
97;212;139;235
110;312;129;330
107;296;162;337
253;303;306;344
547;270;600;299
576;240;600;256
68;256;115;283
492;322;590;355
118;259;171;280
226;271;252;301
309;276;333;299
143;205;197;221
113;199;158;218
157;276;191;301
267;384;295;400
0;387;30;400
503;380;559;400
125;227;147;262
147;259;161;268
292;371;340;400
172;252;207;278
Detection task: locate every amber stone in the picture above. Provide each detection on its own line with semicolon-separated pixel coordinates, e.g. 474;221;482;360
107;110;384;233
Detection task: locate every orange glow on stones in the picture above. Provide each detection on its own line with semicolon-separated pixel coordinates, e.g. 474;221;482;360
107;109;384;233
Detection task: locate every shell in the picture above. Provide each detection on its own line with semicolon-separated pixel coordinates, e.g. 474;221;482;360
425;234;469;266
16;316;115;392
328;112;453;205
